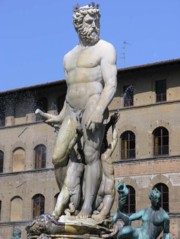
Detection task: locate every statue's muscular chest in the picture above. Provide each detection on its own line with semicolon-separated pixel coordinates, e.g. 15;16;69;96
65;46;101;71
143;208;165;226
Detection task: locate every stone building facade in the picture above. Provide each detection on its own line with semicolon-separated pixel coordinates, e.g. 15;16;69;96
0;59;179;238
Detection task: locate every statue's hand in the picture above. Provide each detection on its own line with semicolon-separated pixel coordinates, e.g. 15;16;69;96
110;112;120;125
45;115;62;124
119;194;127;208
86;108;103;132
112;212;119;223
35;108;63;125
35;108;44;116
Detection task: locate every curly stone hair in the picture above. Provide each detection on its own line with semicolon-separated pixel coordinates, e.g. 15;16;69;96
73;3;100;32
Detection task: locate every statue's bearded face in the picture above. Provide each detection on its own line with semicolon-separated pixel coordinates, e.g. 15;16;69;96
77;14;100;45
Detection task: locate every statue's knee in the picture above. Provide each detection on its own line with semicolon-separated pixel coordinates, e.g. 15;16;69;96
52;151;66;165
118;226;133;238
52;154;59;165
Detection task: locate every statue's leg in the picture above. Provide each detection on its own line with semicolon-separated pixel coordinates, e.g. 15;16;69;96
92;177;115;221
94;174;105;210
117;226;139;239
52;114;77;190
53;149;83;218
93;152;115;221
52;185;70;219
77;130;104;218
70;184;81;213
77;100;105;218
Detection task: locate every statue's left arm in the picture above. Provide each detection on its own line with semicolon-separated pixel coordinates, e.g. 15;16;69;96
129;209;145;221
87;43;117;130
161;215;170;239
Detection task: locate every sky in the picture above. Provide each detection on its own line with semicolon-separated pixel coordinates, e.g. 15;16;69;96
0;0;180;92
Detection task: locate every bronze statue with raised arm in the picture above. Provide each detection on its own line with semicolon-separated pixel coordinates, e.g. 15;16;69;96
113;186;170;239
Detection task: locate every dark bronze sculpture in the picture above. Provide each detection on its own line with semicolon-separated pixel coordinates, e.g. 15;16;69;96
113;185;170;239
12;228;21;239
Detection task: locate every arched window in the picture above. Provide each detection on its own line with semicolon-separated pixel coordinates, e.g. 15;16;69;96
122;186;136;214
32;194;45;218
34;145;46;169
155;79;166;102
0;151;4;173
10;196;23;221
36;97;48;121
121;131;135;159
12;148;25;172
153;183;169;212
153;127;169;156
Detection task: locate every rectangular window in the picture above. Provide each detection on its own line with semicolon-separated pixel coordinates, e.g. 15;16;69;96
0;159;3;173
33;196;45;218
35;145;46;169
0;151;3;173
0;201;1;221
0;107;5;127
155;79;166;102
121;132;136;159
123;85;134;107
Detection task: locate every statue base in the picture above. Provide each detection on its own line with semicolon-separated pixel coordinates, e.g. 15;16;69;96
26;214;118;239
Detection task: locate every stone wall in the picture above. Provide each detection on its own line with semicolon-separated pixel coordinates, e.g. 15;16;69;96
0;60;180;238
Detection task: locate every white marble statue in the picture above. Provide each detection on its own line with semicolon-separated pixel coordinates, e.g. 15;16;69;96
36;2;117;221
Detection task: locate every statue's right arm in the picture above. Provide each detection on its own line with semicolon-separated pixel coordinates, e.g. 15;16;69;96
112;210;120;223
129;209;144;221
35;64;68;124
35;100;66;124
45;100;66;124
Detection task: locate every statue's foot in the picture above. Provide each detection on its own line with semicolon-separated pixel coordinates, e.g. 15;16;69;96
52;210;59;220
92;213;106;222
76;209;91;219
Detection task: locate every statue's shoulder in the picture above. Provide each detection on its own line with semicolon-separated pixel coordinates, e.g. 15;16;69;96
160;207;169;219
97;40;116;61
64;45;79;62
98;39;116;51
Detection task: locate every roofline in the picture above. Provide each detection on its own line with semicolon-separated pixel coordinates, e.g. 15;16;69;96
0;58;180;95
118;58;180;73
0;79;66;95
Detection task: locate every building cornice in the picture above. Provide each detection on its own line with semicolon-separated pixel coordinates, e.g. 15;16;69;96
0;58;180;96
118;58;180;74
113;154;180;165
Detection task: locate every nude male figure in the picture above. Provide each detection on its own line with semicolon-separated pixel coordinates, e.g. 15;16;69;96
113;188;170;239
36;3;117;219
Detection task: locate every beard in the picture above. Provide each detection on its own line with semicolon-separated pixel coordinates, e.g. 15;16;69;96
78;26;100;45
